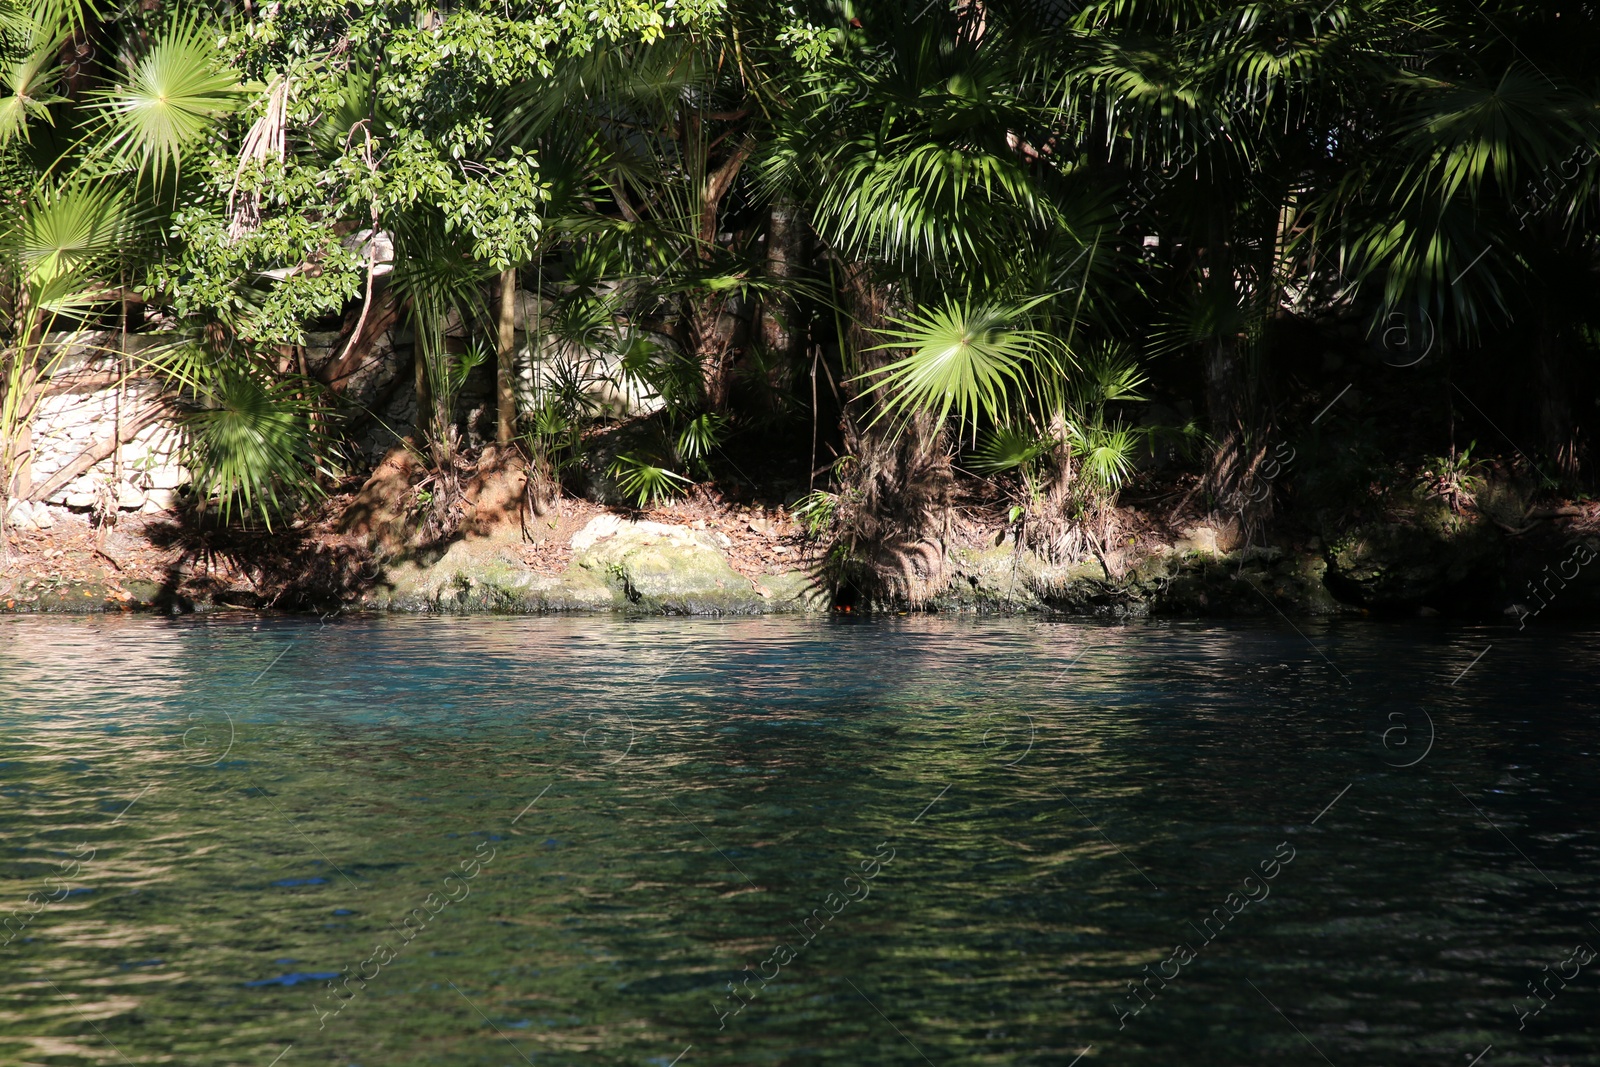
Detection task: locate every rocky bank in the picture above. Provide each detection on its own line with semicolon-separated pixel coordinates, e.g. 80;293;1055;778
6;493;1599;624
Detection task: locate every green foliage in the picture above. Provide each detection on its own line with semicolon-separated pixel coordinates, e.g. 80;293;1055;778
1417;440;1487;512
0;17;65;145
16;180;132;295
793;488;839;539
970;426;1052;477
609;451;692;507
777;8;1068;282
5;0;1600;546
1057;344;1156;495
1;173;138;527
859;298;1066;437
182;365;334;528
450;338;492;396
675;412;727;466
91;16;244;182
1066;420;1143;494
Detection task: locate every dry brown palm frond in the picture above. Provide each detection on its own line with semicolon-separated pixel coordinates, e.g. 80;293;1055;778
227;74;289;241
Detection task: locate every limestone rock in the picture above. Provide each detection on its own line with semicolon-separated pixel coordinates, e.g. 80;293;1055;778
571;516;766;613
511;290;553;330
1175;524;1220;556
5;500;38;531
144;463;186;489
368;537;619;613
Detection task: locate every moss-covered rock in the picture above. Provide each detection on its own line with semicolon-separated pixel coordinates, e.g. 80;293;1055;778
749;567;829;613
570;516;771;614
1324;517;1503;611
934;540;1353;618
939;543;1053;613
9;500;1555;619
359;537;621;613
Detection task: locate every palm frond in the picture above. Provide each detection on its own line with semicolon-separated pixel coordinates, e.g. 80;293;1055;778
676;411;727;463
1065;420;1146;492
0;17;67;145
184;367;334;528
16;180;132;284
90;16;243;181
969;425;1052;475
609;452;692;506
858;297;1063;435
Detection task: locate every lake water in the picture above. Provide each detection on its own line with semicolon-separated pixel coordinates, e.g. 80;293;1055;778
1;614;1598;1066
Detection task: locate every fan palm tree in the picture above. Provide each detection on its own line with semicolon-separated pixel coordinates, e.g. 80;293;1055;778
756;0;1124;596
1318;0;1600;478
0;4;341;532
1048;0;1431;510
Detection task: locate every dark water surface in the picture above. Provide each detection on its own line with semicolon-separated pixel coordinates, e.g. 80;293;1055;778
1;614;1598;1066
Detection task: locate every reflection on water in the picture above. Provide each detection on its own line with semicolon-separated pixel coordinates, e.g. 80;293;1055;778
1;614;1598;1066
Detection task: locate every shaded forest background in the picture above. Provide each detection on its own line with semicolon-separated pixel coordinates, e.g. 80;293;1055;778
1;0;1597;601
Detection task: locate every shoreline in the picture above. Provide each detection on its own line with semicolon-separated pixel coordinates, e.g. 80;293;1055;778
6;500;1599;621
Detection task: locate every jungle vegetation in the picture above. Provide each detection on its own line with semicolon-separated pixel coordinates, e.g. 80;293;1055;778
0;0;1596;596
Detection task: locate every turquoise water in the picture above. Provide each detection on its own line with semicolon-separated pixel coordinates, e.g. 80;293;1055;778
1;614;1598;1066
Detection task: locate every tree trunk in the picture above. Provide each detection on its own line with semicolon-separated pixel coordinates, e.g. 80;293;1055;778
683;104;755;411
1204;331;1247;500
10;401;33;499
1200;216;1263;516
832;260;953;605
692;296;743;411
413;339;433;451
496;268;517;446
4;292;45;502
1533;308;1576;480
318;290;401;391
760;198;806;361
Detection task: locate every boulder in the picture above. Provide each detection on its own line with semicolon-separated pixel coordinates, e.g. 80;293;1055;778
347;514;819;616
1324;518;1502;611
363;537;619;614
570;516;768;613
5;500;38;531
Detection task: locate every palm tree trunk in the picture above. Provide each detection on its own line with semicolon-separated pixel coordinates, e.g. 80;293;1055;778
496;268;517;446
834;261;953;604
760;198;806;361
412;339;433;450
1201;215;1268;517
1533;306;1576;480
1205;338;1245;477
